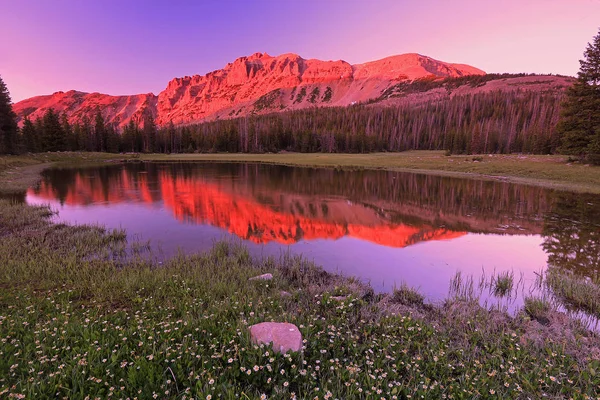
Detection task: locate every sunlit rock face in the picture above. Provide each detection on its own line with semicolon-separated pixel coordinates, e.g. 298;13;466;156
13;91;157;128
13;52;486;128
155;52;485;125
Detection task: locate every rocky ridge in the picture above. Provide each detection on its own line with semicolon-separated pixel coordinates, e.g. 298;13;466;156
13;52;571;129
13;52;487;128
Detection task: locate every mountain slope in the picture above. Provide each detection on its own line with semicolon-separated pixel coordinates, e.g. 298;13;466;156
13;52;485;128
14;90;157;128
155;52;485;125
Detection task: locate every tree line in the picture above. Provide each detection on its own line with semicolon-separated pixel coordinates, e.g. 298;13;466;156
5;90;564;155
19;110;163;154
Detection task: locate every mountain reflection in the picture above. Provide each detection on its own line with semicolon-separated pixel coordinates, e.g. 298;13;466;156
29;162;559;248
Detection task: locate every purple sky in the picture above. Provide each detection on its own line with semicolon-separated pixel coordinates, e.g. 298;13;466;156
1;0;599;102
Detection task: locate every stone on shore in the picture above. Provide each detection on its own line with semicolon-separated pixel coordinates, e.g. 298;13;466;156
248;322;303;353
249;273;273;281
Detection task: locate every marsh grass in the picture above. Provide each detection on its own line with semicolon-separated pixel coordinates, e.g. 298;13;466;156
524;296;553;324
448;271;476;301
544;269;600;317
491;270;516;297
391;282;425;306
0;152;136;194
1;200;599;399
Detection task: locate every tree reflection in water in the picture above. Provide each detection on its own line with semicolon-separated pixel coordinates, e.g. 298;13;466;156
542;192;600;280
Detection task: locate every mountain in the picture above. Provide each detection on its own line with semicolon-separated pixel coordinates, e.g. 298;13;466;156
13;90;157;128
13;52;487;127
11;52;575;130
155;52;485;125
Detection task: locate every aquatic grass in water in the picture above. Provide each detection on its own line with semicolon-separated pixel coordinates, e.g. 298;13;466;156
391;282;425;306
544;268;600;317
492;270;515;297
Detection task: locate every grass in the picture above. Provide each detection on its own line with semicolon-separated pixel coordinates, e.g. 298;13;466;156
0;152;137;194
544;269;600;317
492;271;515;298
524;296;553;324
391;283;425;307
1;153;600;398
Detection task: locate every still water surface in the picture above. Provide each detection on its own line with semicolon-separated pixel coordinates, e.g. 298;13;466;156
25;162;600;309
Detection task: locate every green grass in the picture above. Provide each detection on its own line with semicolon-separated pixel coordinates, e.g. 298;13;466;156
0;152;137;194
1;153;600;398
545;269;600;317
391;283;425;307
524;296;553;324
492;271;515;298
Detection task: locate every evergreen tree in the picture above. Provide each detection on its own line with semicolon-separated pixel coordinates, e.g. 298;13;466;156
80;116;93;151
21;116;37;152
94;110;107;152
557;28;600;163
0;75;19;154
143;113;157;153
122;120;134;152
105;124;119;153
61;113;76;151
41;108;66;151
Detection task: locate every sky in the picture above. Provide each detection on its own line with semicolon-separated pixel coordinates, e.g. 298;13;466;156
1;0;599;102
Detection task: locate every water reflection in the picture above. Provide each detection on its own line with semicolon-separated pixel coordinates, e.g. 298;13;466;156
542;192;600;279
24;162;600;304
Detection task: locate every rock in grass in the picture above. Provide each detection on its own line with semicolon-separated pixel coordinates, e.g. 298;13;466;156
249;322;303;353
279;290;292;297
249;273;273;281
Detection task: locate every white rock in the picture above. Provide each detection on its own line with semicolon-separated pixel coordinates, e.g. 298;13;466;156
248;322;303;353
249;273;273;281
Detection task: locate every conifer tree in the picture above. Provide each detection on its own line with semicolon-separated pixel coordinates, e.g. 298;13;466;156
143;113;157;153
0;75;18;154
41;108;65;152
94;110;107;152
21;116;37;152
61;113;76;151
557;28;600;163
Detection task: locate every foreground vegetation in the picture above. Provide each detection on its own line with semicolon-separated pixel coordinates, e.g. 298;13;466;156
1;199;600;399
1;154;600;399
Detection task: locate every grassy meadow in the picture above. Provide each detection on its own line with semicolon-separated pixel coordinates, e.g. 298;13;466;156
0;152;600;399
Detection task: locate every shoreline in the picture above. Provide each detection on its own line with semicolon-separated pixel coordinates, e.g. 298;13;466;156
138;151;600;194
2;150;600;194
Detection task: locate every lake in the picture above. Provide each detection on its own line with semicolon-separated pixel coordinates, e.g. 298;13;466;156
25;162;600;310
